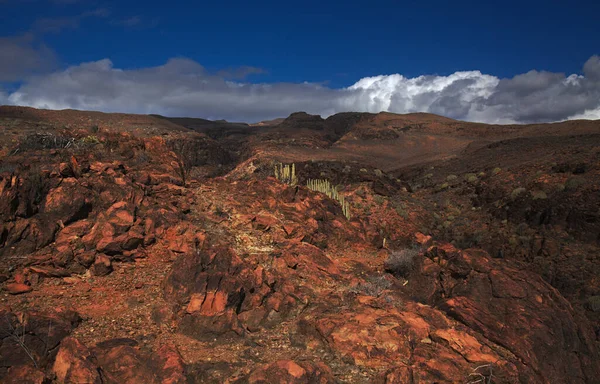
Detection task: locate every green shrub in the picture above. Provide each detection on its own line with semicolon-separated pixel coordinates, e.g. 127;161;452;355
586;296;600;312
391;200;408;218
81;135;100;145
564;177;586;191
531;190;548;200
446;174;458;182
511;187;527;199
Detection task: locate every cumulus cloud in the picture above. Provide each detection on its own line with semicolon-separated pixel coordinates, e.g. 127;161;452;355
4;55;600;123
0;34;58;82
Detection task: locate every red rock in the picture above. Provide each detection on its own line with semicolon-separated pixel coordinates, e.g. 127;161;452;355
199;291;228;315
94;344;157;384
4;365;46;384
108;210;134;233
164;245;298;339
241;360;335;383
89;340;187;384
0;308;81;381
414;231;432;245
400;245;600;383
53;337;102;384
29;266;70;278
155;343;187;384
96;234;121;255
91;254;112;276
13;271;27;284
59;162;74;177
252;214;278;231
76;251;96;268
5;282;32;294
43;182;90;224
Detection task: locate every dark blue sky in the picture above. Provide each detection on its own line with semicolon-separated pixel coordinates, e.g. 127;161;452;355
2;0;599;88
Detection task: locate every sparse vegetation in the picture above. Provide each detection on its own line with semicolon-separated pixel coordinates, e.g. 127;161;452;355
80;135;100;145
168;140;196;187
24;165;50;212
511;187;527;199
2;314;39;368
350;275;392;297
467;363;495;384
15;133;76;153
373;195;385;205
306;178;351;219
585;296;600;312
384;248;419;278
564;176;586;191
530;190;548;200
391;200;409;219
273;162;297;186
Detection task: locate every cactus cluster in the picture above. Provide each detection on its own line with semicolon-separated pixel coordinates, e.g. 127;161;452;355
306;179;351;220
274;162;297;186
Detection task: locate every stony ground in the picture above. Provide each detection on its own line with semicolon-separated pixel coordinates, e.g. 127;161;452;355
0;106;599;383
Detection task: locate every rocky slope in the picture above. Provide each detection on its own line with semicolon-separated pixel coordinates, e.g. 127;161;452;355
0;106;599;383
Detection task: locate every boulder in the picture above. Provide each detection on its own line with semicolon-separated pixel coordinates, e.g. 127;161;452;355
237;360;335;384
53;337;101;384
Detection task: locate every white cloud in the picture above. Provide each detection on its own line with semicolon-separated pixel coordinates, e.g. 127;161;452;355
4;55;600;123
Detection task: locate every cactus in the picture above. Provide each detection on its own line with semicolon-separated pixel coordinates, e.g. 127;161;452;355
274;162;297;186
306;178;351;220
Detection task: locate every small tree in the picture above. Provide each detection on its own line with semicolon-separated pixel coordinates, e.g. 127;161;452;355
169;140;195;187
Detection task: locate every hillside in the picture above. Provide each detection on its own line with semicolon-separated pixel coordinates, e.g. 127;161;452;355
0;105;599;383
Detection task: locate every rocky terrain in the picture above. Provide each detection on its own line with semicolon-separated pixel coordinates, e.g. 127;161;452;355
0;105;599;383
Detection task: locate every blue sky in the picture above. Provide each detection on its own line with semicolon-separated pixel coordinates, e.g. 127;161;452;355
1;0;599;122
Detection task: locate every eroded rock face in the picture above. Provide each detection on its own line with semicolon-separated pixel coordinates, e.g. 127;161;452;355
164;244;304;339
236;360;335;384
51;338;189;384
6;329;189;384
0;309;80;381
398;244;600;383
53;337;102;384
